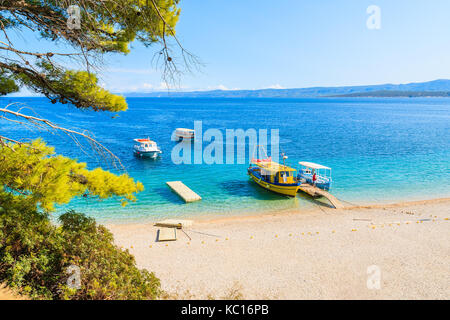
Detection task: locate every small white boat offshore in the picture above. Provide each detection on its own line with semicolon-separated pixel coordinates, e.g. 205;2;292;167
133;138;162;158
297;162;332;191
174;128;194;141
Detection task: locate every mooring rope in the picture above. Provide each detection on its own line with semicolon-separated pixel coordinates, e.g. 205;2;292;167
184;228;222;238
337;198;359;207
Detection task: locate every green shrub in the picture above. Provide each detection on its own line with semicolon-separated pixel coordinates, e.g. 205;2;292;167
0;194;160;300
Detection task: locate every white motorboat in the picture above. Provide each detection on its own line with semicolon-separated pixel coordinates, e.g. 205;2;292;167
133;138;162;158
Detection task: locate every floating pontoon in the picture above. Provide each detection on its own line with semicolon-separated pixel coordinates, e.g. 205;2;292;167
166;181;201;203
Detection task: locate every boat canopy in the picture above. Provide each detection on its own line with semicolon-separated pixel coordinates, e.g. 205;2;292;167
134;138;155;144
176;128;194;133
298;162;331;170
252;160;297;173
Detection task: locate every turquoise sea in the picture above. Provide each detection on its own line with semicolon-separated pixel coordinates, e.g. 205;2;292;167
1;97;449;223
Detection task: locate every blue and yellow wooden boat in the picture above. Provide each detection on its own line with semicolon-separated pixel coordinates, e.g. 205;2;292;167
248;156;299;197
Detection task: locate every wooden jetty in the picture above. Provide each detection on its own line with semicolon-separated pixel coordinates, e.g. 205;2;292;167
166;181;202;203
298;184;344;209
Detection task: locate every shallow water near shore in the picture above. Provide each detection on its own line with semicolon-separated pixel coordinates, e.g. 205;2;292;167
1;97;449;223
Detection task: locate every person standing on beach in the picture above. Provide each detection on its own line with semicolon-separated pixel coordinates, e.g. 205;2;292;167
312;171;317;186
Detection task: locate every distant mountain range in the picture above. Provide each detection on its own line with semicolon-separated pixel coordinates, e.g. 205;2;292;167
122;79;450;98
330;90;450;98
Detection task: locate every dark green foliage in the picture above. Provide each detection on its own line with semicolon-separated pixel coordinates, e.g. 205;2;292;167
16;62;128;111
0;194;160;300
0;71;19;95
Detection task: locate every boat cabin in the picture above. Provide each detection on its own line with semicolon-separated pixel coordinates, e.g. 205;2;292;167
256;162;297;184
134;138;157;150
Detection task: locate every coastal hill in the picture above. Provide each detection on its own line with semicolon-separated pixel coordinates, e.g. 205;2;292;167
331;90;450;98
123;79;450;98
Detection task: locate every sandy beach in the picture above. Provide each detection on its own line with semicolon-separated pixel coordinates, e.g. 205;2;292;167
108;198;450;300
0;284;25;300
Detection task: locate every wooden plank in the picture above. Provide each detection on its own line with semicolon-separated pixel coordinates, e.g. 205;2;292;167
166;181;201;203
157;228;177;241
298;184;317;197
155;219;193;229
298;184;344;209
316;189;344;209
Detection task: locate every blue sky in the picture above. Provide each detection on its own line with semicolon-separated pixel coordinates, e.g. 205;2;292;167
8;0;450;95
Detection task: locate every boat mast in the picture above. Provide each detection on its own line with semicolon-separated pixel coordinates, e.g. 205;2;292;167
281;152;288;177
249;144;257;169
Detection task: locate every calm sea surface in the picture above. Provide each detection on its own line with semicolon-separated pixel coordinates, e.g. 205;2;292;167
1;97;449;223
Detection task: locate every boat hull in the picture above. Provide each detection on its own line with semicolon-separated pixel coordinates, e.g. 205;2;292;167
248;169;299;197
176;136;194;142
298;173;331;191
134;150;161;158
